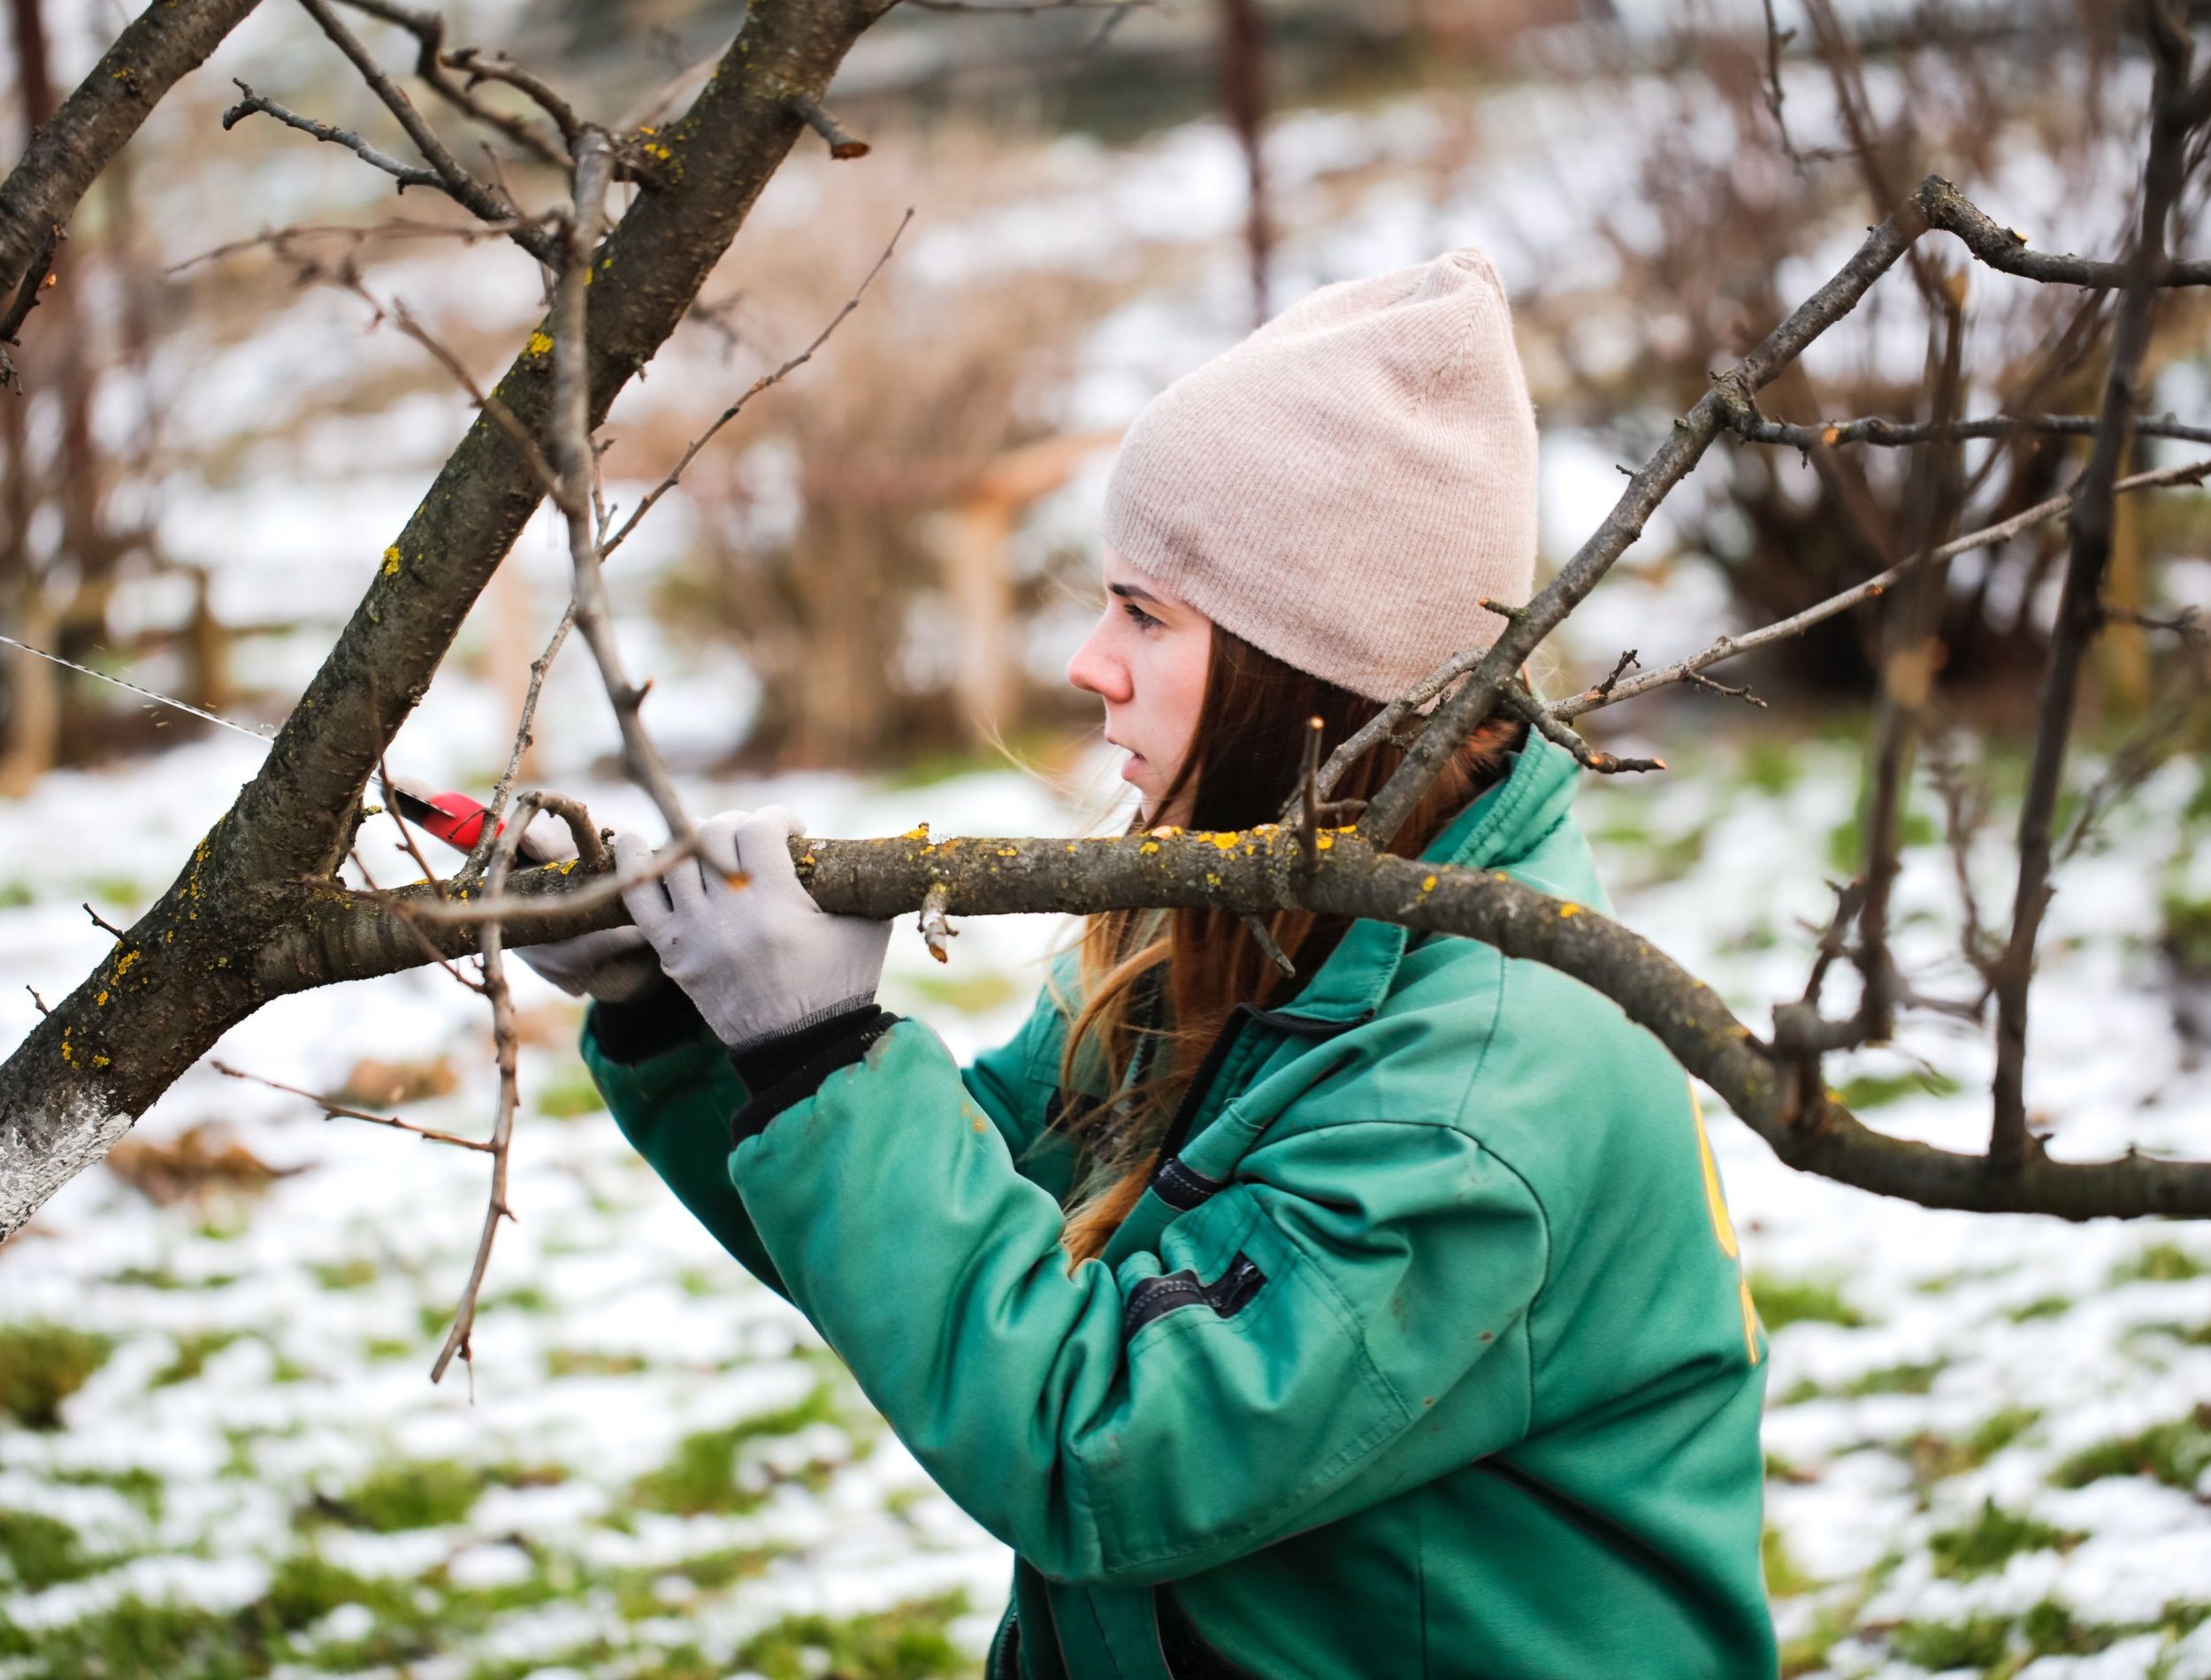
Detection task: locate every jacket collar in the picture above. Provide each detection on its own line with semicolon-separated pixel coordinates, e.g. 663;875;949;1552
1263;729;1583;1025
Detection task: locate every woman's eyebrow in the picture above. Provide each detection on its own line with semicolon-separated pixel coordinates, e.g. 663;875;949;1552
1107;582;1164;606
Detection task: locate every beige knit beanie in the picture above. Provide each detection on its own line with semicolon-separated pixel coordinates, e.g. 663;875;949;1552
1099;248;1539;703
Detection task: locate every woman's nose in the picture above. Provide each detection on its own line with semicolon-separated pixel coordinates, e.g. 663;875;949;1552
1066;618;1131;704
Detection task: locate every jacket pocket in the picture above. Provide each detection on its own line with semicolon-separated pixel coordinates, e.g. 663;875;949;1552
1154;1585;1261;1679
1123;1252;1267;1340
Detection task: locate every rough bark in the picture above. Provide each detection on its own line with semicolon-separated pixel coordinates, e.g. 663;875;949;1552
0;0;263;302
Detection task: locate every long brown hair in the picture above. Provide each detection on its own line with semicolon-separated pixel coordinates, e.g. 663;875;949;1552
1053;626;1525;1264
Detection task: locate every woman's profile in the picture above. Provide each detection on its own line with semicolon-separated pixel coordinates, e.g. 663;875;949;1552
524;248;1778;1678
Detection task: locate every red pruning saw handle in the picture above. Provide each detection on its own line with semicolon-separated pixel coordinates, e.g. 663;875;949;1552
379;775;563;866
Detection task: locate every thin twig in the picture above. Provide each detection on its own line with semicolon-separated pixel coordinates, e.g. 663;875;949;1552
429;789;537;1382
222;81;442;192
23;986;48;1018
463;602;578;882
601;208;912;560
290;0;556;265
446;46;582;146
371;833;700;927
0;221;60;371
211;1059;492;1151
551;131;689;837
1296;714;1323;869
1242;913;1296;981
1991;20;2193;1167
1359;179;1934;846
1500;689;1665;775
1553;454;2211;720
169;213;555;277
326;263;562;495
327;0;570;169
82;903;125;939
1732;410;2211;452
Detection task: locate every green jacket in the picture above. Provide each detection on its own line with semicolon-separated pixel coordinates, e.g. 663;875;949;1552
583;735;1775;1678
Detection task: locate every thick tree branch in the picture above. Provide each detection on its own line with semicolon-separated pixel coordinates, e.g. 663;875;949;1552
266;827;2211;1220
0;0;264;304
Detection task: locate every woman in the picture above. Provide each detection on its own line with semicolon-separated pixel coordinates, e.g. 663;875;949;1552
539;250;1777;1676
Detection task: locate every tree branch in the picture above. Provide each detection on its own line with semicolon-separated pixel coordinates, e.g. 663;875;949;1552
0;0;264;305
1359;172;1943;846
0;0;897;1241
1989;21;2192;1167
264;826;2211;1221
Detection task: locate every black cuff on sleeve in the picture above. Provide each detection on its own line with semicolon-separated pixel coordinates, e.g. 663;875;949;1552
587;979;708;1065
727;1005;900;1146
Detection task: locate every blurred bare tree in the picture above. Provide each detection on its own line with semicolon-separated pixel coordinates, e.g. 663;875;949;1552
643;129;1135;768
1511;1;2210;712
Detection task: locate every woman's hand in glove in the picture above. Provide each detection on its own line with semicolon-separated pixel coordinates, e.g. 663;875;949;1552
508;809;662;1003
615;806;891;1051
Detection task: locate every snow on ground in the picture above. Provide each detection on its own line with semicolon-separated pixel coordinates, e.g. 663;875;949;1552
1;722;2207;1679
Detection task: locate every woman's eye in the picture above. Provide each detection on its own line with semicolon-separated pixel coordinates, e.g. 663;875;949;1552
1120;600;1161;632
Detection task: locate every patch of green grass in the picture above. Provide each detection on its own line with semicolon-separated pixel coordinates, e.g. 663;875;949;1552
310;1256;379;1290
2055;1406;2211;1492
0;1508;99;1590
83;875;146;911
2007;1294;2072;1322
1740;737;1802;797
545;1348;647;1378
2111;1241;2207;1285
363;1335;415;1362
50;1465;164;1519
535;1067;606;1119
630;1385;842;1516
902;971;1023;1015
318;1458;485;1532
150;1330;244;1389
9;1596;257;1680
0;882;33;910
1903;1407;2042;1489
2019;1599;2122;1661
481;1284;552;1315
1930;1500;2084;1580
736;1592;969;1680
1827;806;1939;874
0;1322;112;1429
1749;1276;1865;1333
1587;817;1710;887
105;1264;237;1291
1966;1406;2041;1462
1762;1525;1815;1597
2163;893;2211;976
1888;1613;2012;1672
1836;1067;1963;1110
1842;1359;1945;1398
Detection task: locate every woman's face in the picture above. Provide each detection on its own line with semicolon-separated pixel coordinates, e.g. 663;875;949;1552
1065;546;1211;826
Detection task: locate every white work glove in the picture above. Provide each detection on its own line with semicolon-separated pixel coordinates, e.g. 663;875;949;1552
615;806;891;1050
509;810;662;1004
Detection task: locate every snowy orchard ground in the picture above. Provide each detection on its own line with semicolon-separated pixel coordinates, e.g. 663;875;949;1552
0;722;2207;1680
